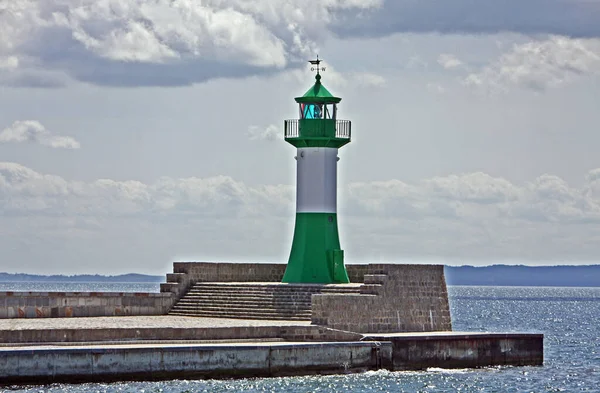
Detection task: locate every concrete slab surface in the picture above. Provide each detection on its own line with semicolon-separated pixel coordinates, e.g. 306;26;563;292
0;340;373;351
0;315;311;331
198;282;363;287
363;331;544;339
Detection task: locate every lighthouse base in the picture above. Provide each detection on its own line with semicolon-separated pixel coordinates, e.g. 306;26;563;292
282;213;350;284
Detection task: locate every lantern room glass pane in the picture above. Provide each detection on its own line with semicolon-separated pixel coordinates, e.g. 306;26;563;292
299;103;337;119
300;103;323;119
299;103;339;119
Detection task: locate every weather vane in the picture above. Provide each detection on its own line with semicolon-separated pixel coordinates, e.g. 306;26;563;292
309;55;326;75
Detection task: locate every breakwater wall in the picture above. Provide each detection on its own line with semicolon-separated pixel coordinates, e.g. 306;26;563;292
0;292;173;319
363;332;544;370
0;341;392;385
0;332;544;385
0;262;451;331
162;262;452;333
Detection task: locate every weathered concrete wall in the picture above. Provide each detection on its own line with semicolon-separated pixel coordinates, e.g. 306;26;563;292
0;292;173;319
0;341;393;385
311;264;452;333
363;332;544;370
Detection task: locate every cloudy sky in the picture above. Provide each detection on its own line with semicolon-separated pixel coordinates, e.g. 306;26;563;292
2;0;600;275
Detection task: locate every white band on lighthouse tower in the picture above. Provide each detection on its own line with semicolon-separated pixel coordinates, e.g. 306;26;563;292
296;147;338;213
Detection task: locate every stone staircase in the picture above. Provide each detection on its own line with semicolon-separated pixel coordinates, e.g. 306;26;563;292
168;282;368;321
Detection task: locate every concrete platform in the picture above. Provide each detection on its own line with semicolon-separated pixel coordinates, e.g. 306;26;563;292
0;340;393;385
0;315;311;330
363;331;544;370
0;316;544;384
0;315;331;344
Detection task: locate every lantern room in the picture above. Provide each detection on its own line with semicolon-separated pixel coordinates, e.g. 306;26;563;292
284;73;351;149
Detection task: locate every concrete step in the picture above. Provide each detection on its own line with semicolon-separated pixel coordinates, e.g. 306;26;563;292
171;309;310;316
175;299;311;307
169;310;311;318
169;307;310;315
180;298;311;305
181;294;313;302
169;313;310;322
173;303;311;312
167;311;307;320
187;288;361;295
191;283;362;290
167;310;311;321
170;304;311;313
169;282;364;321
177;294;313;301
185;289;316;296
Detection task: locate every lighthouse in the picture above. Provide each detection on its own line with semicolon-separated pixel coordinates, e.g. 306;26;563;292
282;57;351;284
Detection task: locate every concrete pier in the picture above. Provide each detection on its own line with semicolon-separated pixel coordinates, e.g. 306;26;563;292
363;331;544;370
0;316;543;385
0;341;392;385
0;262;544;384
0;315;361;344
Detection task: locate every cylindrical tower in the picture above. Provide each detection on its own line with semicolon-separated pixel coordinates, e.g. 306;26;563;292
282;61;351;284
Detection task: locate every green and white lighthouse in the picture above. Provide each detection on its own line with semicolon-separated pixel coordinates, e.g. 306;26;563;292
282;57;351;284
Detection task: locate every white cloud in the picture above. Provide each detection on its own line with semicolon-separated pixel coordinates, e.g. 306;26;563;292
3;1;600;89
343;171;600;226
5;162;600;224
5;162;600;272
465;36;600;92
0;121;81;149
4;162;600;232
0;56;19;70
0;0;383;87
0;162;292;217
423;172;521;204
437;54;463;69
248;124;281;141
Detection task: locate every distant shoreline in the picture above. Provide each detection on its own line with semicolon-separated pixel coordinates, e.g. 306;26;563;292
444;265;600;287
1;265;599;287
0;273;163;283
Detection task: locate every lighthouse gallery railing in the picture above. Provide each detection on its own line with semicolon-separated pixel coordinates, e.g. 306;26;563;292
284;119;351;139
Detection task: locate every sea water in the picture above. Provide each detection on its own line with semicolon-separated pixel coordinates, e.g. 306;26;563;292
2;285;599;392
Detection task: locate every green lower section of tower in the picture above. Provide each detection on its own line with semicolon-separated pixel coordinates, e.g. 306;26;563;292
282;213;350;284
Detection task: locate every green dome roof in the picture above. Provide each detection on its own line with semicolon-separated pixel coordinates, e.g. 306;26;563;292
295;74;342;104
